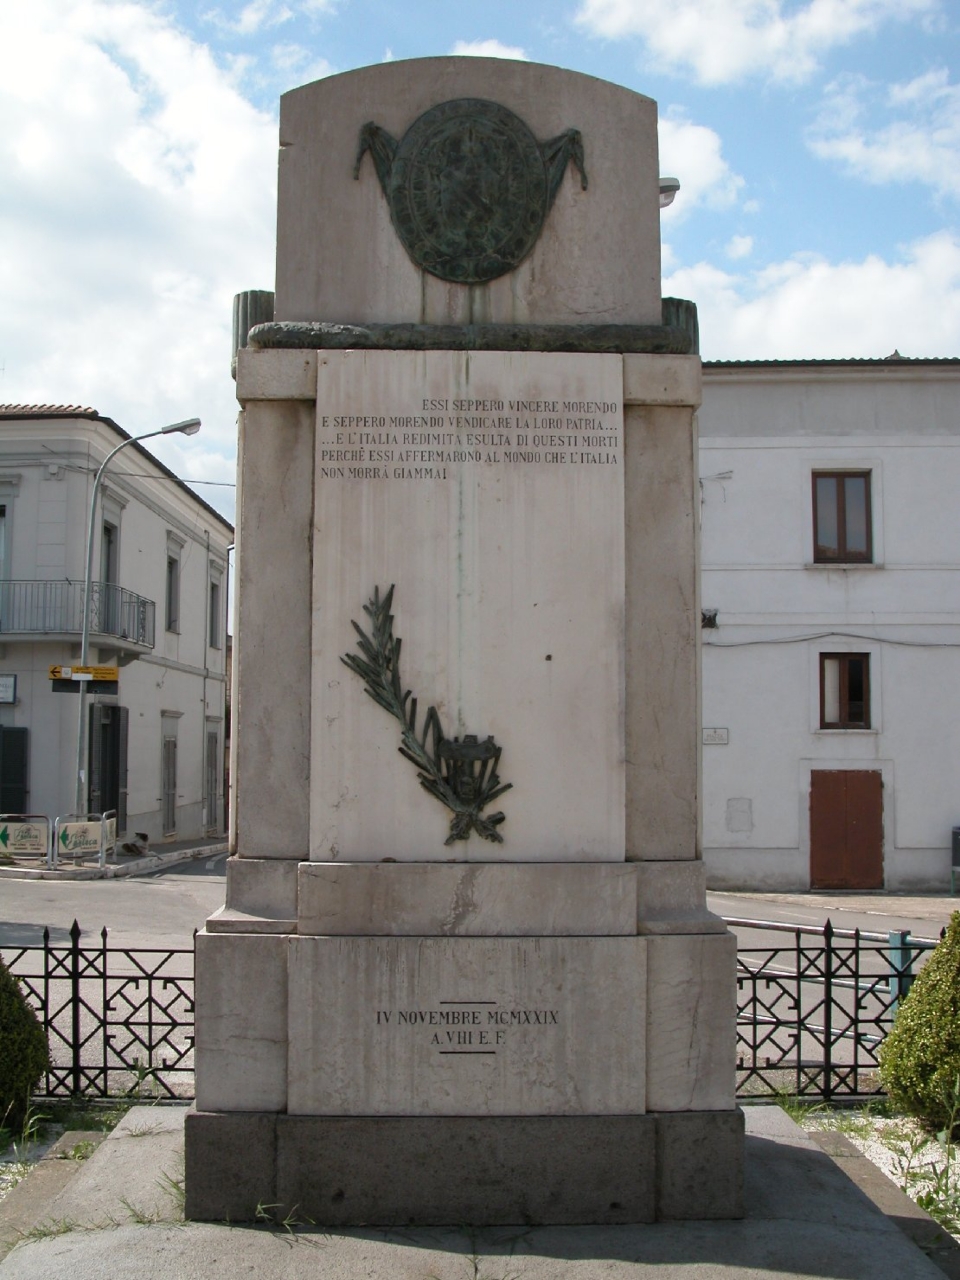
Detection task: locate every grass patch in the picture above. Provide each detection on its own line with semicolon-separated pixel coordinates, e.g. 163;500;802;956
19;1218;83;1242
36;1099;131;1135
58;1139;97;1162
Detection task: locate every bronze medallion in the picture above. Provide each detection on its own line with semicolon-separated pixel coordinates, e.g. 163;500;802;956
355;99;587;285
390;99;546;283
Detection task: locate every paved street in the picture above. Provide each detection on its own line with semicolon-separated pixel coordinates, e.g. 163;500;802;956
0;852;227;950
2;858;956;952
710;890;957;943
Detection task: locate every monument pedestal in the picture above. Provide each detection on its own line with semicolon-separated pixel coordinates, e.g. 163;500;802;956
187;57;744;1225
187;854;742;1224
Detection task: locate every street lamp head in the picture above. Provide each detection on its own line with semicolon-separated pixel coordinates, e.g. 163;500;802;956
161;418;202;436
659;176;680;210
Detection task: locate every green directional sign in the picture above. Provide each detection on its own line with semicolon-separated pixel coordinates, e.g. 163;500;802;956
1;820;48;855
58;822;101;856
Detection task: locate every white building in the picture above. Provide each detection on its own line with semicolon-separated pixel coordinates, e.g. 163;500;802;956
0;405;233;843
698;357;960;893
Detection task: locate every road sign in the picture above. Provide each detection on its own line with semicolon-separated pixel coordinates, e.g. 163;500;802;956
58;821;102;856
0;819;48;855
49;665;120;682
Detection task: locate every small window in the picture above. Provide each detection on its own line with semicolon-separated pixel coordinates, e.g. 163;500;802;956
209;578;221;649
813;472;872;563
821;654;870;728
165;556;180;633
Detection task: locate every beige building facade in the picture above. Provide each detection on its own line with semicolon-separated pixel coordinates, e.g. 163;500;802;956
0;405;233;842
698;357;960;892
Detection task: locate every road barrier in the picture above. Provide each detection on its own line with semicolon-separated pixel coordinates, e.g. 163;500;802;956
0;814;51;865
51;810;118;869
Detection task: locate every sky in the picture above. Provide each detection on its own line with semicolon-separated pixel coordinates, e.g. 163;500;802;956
1;0;959;525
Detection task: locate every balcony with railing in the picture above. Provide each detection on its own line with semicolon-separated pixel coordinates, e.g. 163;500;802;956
0;581;156;649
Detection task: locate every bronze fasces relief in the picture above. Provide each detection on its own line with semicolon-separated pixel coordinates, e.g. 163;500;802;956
354;98;587;284
342;586;512;843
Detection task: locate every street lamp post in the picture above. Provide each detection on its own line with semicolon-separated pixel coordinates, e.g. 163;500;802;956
74;419;201;817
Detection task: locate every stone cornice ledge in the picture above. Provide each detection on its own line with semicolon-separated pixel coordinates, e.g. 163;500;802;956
248;318;693;356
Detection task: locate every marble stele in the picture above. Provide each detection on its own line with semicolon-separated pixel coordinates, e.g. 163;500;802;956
185;56;744;1226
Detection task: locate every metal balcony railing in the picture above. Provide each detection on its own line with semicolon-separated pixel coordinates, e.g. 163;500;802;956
0;581;156;648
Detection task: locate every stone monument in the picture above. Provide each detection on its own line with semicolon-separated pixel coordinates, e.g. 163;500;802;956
185;56;744;1225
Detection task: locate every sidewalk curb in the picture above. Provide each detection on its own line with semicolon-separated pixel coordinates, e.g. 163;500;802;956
808;1129;960;1280
0;1130;108;1261
0;843;228;882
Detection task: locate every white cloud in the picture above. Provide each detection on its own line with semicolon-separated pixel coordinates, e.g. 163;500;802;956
658;114;744;217
0;0;281;523
661;241;680;273
809;68;960;200
450;39;529;60
203;0;294;36
666;232;960;359
237;0;293;34
726;234;754;259
269;41;334;85
574;0;937;86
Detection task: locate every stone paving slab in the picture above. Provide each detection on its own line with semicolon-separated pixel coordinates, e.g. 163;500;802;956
0;1105;950;1280
808;1129;960;1280
0;1131;107;1261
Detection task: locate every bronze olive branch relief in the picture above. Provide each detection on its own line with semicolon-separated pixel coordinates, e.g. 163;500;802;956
341;585;512;844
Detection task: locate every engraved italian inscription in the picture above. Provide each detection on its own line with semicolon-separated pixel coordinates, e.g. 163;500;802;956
318;396;621;482
374;1001;561;1055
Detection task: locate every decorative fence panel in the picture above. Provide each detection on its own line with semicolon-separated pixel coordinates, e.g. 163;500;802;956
1;917;944;1102
3;921;194;1099
731;917;940;1101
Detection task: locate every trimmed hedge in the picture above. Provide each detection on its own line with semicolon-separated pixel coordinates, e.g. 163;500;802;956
0;957;49;1135
879;911;960;1130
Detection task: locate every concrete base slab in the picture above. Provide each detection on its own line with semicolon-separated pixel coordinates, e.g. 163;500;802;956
184;1111;276;1223
0;1106;948;1280
276;1115;656;1226
184;1110;741;1225
656;1110;744;1219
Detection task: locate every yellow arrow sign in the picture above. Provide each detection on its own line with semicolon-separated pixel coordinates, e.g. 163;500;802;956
49;665;119;682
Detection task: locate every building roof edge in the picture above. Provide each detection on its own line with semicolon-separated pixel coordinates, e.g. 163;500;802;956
0;404;233;536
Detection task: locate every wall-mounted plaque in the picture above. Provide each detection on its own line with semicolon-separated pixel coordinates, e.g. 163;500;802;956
354;98;587;284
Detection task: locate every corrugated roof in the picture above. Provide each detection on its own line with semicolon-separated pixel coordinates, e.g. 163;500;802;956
0;404;233;534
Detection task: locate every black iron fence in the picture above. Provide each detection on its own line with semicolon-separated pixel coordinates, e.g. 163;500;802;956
0;917;945;1103
3;921;193;1100
731;916;941;1100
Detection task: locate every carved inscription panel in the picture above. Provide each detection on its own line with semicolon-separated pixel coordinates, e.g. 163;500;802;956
311;350;626;864
317;394;620;483
287;936;646;1116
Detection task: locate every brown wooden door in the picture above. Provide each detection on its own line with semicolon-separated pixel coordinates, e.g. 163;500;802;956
810;769;883;889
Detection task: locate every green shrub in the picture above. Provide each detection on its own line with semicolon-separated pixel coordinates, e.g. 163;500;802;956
0;957;49;1134
879;911;960;1131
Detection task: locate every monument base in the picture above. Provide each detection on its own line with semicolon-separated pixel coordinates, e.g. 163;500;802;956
184;1109;744;1225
